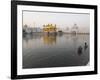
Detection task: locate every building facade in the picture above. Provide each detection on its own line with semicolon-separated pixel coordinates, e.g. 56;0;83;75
43;24;57;33
71;24;78;34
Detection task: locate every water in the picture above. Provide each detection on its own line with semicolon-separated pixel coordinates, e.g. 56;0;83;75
23;33;89;69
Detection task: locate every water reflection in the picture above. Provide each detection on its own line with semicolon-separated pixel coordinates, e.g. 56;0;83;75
23;33;89;68
23;33;42;42
43;34;57;45
71;34;78;51
23;33;64;45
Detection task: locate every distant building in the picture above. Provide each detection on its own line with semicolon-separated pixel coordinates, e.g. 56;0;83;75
43;24;57;33
23;24;43;33
23;24;28;31
31;27;43;33
71;24;78;34
23;24;32;34
63;27;70;33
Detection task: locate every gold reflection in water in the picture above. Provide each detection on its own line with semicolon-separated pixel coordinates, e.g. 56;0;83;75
43;34;56;45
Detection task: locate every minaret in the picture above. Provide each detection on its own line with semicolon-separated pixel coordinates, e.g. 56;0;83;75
33;22;35;27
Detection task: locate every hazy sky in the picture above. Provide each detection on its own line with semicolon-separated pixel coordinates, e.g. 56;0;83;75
23;11;90;33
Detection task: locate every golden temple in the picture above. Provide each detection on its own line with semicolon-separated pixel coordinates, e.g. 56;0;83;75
43;24;57;33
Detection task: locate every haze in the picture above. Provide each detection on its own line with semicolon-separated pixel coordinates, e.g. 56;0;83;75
23;11;90;33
